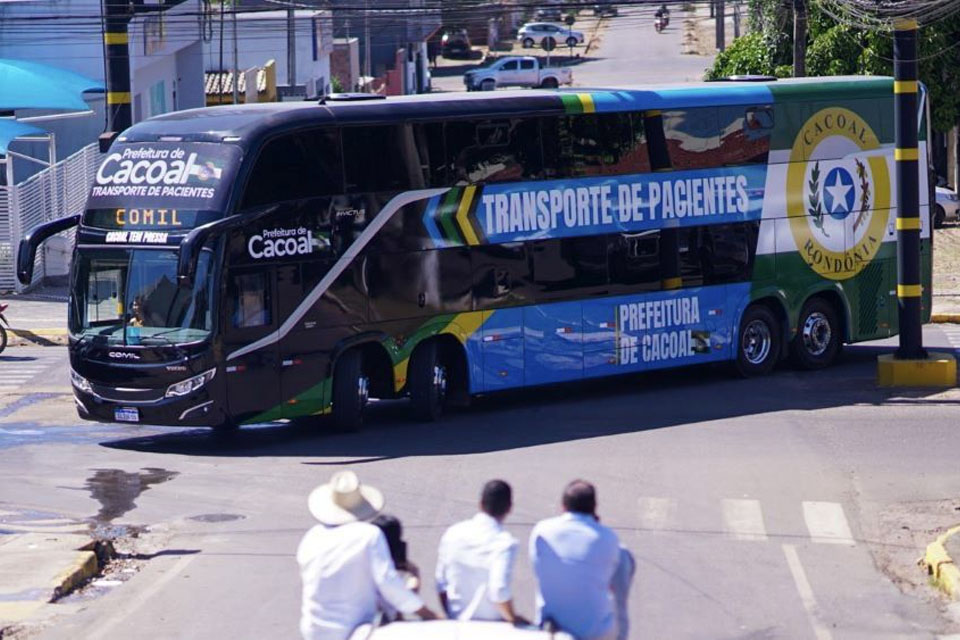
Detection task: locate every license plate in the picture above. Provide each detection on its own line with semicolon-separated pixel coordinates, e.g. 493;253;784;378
114;407;140;423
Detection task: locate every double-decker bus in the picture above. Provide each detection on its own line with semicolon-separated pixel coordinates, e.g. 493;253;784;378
19;77;932;431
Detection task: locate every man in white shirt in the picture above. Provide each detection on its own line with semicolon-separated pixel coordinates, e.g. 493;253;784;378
297;471;439;640
435;480;526;623
529;480;626;640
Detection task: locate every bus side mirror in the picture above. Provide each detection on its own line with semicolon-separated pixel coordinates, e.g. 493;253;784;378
17;214;81;285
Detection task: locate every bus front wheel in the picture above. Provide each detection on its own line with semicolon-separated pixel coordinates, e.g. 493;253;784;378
409;341;447;422
790;298;841;370
332;350;368;432
736;304;780;377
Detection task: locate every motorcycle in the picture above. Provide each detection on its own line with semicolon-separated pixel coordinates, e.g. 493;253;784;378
655;15;666;32
0;303;8;354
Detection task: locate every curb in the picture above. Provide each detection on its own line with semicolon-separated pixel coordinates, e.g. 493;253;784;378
922;524;960;600
6;328;69;347
931;313;960;323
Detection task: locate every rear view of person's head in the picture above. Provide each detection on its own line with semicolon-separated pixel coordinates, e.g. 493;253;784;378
480;479;512;521
562;479;597;516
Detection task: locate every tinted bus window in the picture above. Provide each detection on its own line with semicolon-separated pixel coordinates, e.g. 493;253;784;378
413;122;447;187
608;231;661;292
718;106;773;165
678;228;706;288
472;243;532;309
445;118;543;184
367;248;472;320
542;115;605;177
704;222;758;283
660;108;721;170
601;113;650;175
230;271;272;328
241;129;343;209
528;236;608;300
343;125;422;193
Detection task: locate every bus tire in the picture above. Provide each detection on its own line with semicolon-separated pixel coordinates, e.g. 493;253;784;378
735;304;780;377
790;297;841;370
409;341;447;422
332;350;368;432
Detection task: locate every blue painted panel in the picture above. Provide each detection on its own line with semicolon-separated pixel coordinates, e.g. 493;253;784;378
578;85;775;112
523;302;583;385
481;309;524;390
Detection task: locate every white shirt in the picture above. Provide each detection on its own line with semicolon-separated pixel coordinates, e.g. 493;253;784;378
297;522;424;640
435;512;518;621
529;512;621;640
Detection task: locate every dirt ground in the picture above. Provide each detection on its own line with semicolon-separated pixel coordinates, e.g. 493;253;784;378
933;225;960;314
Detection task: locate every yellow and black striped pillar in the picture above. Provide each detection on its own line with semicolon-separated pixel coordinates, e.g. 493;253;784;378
893;19;925;359
101;0;133;150
643;110;683;290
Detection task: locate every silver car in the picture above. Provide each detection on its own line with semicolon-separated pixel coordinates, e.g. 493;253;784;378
934;185;960;228
518;22;585;49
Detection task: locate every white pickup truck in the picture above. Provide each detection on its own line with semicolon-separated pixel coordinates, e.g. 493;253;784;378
463;56;573;91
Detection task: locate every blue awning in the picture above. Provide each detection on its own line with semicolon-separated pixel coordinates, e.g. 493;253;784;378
0;119;45;154
0;59;103;111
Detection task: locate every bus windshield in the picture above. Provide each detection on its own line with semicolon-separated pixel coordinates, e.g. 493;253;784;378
70;248;216;345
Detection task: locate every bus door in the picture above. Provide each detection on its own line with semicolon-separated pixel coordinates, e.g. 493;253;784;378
222;266;281;424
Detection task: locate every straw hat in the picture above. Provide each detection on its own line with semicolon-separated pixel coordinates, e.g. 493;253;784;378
308;471;384;525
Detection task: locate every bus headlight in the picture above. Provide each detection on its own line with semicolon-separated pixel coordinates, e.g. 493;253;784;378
70;369;93;393
165;368;216;398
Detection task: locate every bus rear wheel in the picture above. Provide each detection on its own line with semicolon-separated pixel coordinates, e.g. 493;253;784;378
409;341;447;422
736;304;780;377
332;350;368;432
790;298;841;370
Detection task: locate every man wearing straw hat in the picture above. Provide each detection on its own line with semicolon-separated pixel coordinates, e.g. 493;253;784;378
297;471;439;640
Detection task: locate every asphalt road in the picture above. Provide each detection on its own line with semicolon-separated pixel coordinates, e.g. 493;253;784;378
2;326;960;639
430;4;714;94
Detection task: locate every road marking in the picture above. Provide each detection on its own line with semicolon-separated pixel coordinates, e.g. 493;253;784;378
722;498;767;541
638;497;676;532
783;544;833;640
803;501;855;545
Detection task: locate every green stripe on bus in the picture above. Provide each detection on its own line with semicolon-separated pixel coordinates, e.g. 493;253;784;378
439;188;464;244
561;94;583;114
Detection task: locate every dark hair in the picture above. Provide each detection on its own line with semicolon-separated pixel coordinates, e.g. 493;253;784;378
562;480;597;515
372;514;407;567
481;480;512;519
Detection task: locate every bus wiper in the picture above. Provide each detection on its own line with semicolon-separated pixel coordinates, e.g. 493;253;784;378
139;330;189;362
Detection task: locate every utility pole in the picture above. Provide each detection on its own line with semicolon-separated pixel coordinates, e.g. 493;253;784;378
363;0;372;88
232;2;239;104
792;0;807;77
893;18;923;359
100;0;133;150
287;7;296;89
715;0;725;51
733;1;740;39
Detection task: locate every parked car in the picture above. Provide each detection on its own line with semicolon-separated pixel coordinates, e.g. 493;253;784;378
518;22;585;49
593;3;619;16
536;6;563;21
934;185;960;227
463;56;573;91
441;29;472;58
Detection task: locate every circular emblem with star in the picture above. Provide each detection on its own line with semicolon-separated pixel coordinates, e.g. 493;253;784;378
786;107;891;281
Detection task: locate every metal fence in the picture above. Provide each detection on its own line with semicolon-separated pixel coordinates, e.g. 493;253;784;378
0;143;101;293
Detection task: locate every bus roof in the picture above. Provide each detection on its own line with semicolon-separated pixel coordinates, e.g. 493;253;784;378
122;76;895;147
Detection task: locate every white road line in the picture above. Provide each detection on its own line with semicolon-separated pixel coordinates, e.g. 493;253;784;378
783;544;833;640
722;498;768;541
638;497;677;532
803;501;855;545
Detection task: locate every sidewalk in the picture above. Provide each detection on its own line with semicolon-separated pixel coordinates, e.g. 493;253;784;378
0;290;69;346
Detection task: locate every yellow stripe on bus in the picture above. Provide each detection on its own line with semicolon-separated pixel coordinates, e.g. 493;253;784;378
579;93;596;113
456;185;480;246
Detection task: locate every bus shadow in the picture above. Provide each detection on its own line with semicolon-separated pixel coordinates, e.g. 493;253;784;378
99;344;956;460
